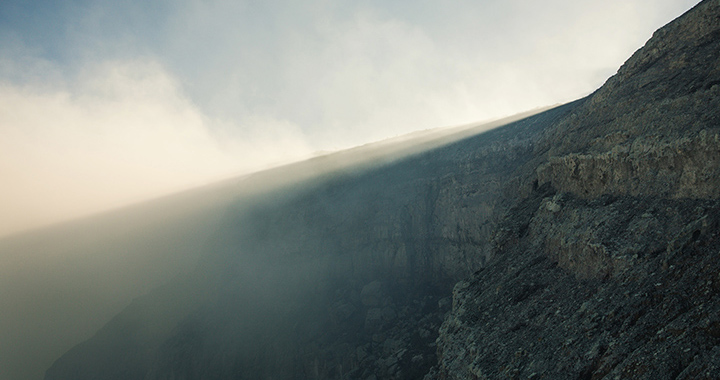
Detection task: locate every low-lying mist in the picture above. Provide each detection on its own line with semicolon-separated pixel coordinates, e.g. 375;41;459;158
1;106;559;380
0;60;315;238
0;177;257;380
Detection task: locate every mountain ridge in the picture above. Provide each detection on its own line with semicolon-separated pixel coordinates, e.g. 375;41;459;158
43;93;580;380
0;98;560;380
433;0;720;378
41;0;720;379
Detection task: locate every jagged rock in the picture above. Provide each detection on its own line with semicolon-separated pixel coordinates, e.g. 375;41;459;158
536;131;720;199
433;1;720;378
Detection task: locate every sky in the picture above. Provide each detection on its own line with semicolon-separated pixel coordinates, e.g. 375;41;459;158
0;0;702;237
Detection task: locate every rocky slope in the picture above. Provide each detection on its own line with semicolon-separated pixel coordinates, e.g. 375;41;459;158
45;1;720;379
433;0;720;378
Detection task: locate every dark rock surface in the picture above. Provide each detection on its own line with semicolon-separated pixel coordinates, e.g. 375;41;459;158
45;1;720;379
433;0;720;378
433;188;720;379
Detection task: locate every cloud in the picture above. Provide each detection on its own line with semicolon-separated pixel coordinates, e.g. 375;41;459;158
0;0;702;236
0;58;313;237
144;0;700;148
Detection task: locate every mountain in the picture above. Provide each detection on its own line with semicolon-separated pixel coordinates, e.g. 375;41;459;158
0;97;551;380
40;99;570;380
39;0;720;378
433;0;720;378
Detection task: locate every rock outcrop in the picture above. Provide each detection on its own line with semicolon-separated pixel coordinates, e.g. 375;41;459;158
46;1;720;379
433;0;720;378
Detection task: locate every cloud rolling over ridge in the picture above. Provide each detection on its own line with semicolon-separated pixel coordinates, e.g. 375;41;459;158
0;59;312;236
0;0;702;236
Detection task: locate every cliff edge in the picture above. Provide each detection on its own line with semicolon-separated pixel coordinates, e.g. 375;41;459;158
433;0;720;378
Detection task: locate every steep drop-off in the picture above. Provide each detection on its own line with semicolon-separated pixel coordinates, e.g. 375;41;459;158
433;0;720;378
46;1;720;379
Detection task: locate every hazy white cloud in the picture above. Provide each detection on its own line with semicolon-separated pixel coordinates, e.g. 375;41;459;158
0;0;702;235
0;59;312;236
147;0;701;147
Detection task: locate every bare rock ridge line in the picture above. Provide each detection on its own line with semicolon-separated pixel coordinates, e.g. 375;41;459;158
434;0;720;378
45;0;720;379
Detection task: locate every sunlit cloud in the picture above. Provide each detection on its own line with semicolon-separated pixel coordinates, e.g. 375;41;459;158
0;0;701;236
0;59;312;237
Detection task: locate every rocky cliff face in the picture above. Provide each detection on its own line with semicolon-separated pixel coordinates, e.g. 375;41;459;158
433;0;720;378
46;1;720;379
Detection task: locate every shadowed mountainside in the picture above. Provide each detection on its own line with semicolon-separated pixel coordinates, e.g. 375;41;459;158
433;0;720;378
43;99;578;380
41;0;720;379
1;98;550;380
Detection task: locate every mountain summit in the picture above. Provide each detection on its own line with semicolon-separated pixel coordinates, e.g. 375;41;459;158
44;1;720;379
